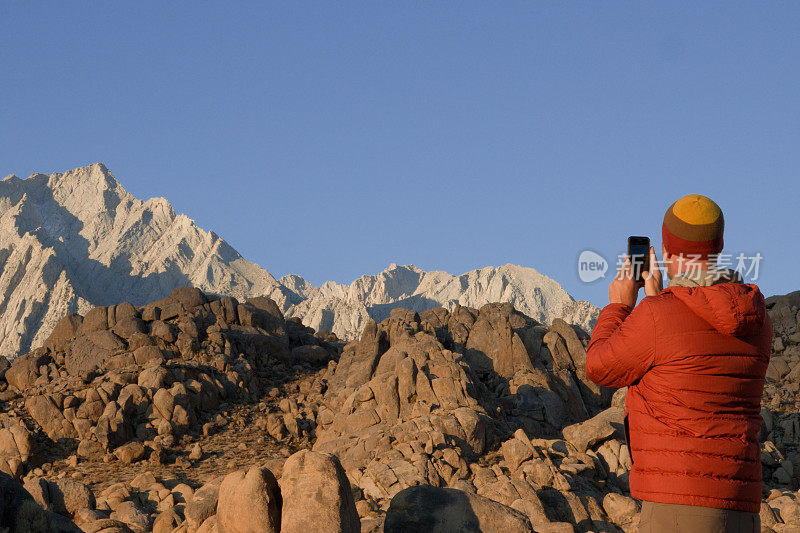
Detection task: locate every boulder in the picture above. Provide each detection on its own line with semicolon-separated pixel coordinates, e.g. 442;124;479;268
543;331;575;372
500;436;535;471
290;345;330;364
320;321;381;393
158;299;183;321
114;302;139;322
176;317;200;339
561;407;624;453
217;466;282;533
45;314;84;349
66;331;125;377
760;502;780;528
548;319;586;368
26;395;77;441
238;301;285;335
12;500;56;531
197;515;220;533
152;388;175;420
132;346;166;365
0;421;34;464
169;287;208;310
138;366;169;390
189;443;203;461
151;321;177;343
152;509;181;533
384;485;533;532
770;495;800;525
185;481;220;529
611;387;627;410
141;303;162;322
6;351;51;390
111;500;151;531
549;319;605;410
79;307;110;336
23;477;49;509
79;518;133;533
112;317;147;340
464;303;534;378
114;442;146;464
0;471;42;526
48;478;96;518
602;493;639;526
246;297;284;321
279;450;359;533
77;439;105;460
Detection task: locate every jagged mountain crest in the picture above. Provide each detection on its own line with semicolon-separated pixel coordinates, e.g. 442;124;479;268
0;163;282;355
283;262;598;334
0;163;598;357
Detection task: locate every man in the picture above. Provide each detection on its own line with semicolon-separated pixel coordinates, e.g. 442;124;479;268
586;194;772;532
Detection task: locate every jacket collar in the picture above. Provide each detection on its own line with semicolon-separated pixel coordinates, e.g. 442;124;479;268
667;268;743;288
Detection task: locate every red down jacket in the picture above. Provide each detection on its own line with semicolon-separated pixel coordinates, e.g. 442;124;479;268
586;282;772;513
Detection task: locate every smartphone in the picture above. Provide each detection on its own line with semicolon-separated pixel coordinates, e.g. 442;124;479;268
628;236;650;283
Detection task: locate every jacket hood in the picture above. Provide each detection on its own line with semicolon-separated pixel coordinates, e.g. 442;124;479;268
665;282;766;336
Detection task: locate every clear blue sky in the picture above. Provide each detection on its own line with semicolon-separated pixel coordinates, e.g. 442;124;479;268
2;3;798;307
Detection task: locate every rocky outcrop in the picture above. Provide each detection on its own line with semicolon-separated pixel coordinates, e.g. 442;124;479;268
309;302;617;531
756;290;800;530
0;286;341;532
1;286;798;532
3;286;338;463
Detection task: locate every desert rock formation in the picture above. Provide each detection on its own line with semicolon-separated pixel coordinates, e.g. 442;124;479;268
0;287;796;531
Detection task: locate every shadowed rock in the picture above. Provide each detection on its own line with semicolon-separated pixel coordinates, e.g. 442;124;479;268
384;485;533;532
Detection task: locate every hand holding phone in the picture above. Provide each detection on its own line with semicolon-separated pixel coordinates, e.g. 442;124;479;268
643;245;663;297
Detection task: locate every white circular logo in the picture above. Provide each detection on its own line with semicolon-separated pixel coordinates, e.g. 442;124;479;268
578;250;608;283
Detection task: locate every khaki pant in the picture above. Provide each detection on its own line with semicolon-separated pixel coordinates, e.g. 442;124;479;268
638;501;760;533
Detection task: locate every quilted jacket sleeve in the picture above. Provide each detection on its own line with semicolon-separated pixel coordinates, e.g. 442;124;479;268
586;300;657;388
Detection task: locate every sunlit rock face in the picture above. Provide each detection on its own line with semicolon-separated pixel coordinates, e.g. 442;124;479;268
0;163;596;358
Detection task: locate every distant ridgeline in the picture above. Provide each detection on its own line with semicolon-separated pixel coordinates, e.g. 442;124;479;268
0;163;597;359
